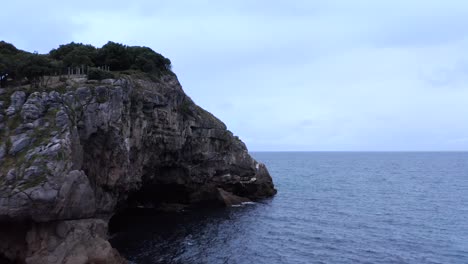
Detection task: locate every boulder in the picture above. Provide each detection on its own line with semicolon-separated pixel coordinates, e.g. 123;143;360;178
217;188;251;207
20;93;45;121
9;134;31;155
5;91;26;116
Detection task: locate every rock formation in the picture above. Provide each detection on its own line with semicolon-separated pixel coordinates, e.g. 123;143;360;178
0;73;276;263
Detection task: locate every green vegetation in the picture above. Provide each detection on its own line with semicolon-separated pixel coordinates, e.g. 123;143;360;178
6;114;22;130
0;40;173;87
88;68;114;80
50;41;172;73
31;127;53;148
49;42;97;67
18;174;47;190
5;138;12;154
0;142;26;178
178;99;193;118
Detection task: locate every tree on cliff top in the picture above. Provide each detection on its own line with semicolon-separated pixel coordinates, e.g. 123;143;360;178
95;41;132;71
128;46;172;72
0;41;20;55
49;42;97;67
0;40;173;87
48;41;171;73
16;53;54;87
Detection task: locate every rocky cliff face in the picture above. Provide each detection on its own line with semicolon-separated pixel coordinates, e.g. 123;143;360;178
0;73;276;263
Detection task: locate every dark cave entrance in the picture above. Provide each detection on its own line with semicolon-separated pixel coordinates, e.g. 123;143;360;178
0;254;13;264
78;130;224;236
0;221;31;264
108;182;192;234
126;182;192;207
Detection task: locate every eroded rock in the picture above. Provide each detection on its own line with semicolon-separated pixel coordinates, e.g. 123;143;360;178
20;93;45;121
9;134;31;155
0;74;276;263
6;91;26;116
217;188;251;206
0;144;5;160
24;219;126;264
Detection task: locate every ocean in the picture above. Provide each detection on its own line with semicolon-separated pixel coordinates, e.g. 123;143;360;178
110;152;468;263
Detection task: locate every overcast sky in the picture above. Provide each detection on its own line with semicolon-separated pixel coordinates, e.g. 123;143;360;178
2;1;468;151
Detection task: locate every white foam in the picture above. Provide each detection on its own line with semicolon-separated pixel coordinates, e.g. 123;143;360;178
231;201;256;208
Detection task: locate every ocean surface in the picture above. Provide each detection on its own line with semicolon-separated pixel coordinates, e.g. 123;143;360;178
110;152;468;264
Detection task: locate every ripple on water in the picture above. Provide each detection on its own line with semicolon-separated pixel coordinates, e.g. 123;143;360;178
111;152;468;264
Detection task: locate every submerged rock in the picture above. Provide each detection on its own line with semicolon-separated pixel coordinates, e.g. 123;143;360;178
0;73;276;263
217;188;251;206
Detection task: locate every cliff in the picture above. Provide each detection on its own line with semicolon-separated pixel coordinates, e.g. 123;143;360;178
0;73;276;263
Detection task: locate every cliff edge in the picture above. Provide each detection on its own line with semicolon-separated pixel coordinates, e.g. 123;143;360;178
0;73;276;263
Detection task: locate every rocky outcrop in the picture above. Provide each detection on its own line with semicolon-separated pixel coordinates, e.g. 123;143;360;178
0;219;125;264
0;73;276;263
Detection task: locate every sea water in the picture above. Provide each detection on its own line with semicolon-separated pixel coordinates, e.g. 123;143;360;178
111;152;468;263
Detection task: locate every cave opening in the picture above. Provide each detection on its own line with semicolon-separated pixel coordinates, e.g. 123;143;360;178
80;129;114;188
0;220;31;264
108;182;192;234
78;130;225;236
127;183;191;207
0;254;13;264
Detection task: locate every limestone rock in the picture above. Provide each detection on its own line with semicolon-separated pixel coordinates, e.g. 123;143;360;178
5;91;26;116
55;110;69;128
23;219;126;264
6;169;16;182
20;92;45;121
0;143;5;160
53;170;96;220
0;73;276;263
9;133;31;155
217;188;251;206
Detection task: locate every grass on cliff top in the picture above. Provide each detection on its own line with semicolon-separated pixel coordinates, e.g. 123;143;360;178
118;68;175;83
0;68;173;100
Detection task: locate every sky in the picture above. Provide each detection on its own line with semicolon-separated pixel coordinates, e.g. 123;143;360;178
2;0;468;151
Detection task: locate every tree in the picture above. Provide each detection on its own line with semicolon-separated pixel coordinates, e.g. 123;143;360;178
0;57;9;87
0;56;10;73
63;46;95;67
96;41;132;71
87;68;114;80
0;41;28;85
0;40;173;87
16;53;53;87
49;42;97;67
128;46;172;73
0;41;19;55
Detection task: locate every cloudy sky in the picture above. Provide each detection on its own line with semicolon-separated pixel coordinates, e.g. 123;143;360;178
2;1;468;151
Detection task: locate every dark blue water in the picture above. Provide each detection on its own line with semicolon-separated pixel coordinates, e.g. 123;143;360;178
111;152;468;263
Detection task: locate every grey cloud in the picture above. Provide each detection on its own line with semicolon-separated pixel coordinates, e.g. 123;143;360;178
3;0;468;150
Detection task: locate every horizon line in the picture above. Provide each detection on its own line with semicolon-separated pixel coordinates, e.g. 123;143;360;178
249;150;468;152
